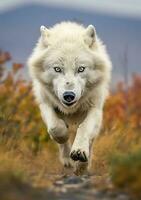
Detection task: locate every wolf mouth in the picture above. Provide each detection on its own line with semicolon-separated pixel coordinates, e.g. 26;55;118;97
62;101;77;107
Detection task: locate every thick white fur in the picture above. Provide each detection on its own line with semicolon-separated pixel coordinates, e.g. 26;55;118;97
28;22;112;175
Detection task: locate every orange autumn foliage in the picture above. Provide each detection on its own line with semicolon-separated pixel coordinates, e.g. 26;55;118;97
0;51;49;154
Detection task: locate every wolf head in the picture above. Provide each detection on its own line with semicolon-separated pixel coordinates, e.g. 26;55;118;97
28;22;111;108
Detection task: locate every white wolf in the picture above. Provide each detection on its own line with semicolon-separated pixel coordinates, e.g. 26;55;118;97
28;22;112;175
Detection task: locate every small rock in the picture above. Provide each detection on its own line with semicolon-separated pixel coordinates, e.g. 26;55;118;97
63;176;83;185
54;180;64;186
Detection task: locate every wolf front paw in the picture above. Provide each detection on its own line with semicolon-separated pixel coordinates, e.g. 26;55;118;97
49;119;68;144
70;149;88;162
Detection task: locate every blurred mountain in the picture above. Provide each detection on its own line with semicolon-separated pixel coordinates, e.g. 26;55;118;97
0;4;141;83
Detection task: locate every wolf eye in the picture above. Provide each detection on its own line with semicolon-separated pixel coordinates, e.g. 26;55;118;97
78;66;85;73
54;67;62;73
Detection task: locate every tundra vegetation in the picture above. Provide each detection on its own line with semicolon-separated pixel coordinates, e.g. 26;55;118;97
0;50;141;199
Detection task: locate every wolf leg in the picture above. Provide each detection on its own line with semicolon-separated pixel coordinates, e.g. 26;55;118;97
58;141;73;168
70;108;102;173
40;103;68;144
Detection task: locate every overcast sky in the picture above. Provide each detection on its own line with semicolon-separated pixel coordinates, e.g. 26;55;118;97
0;0;141;19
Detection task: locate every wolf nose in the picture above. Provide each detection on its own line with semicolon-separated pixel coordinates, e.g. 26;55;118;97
63;91;75;103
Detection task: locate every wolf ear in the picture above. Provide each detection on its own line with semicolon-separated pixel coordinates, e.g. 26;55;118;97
84;25;96;47
40;25;50;46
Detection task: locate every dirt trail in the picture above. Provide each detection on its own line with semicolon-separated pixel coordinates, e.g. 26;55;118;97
45;174;130;200
0;171;131;200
